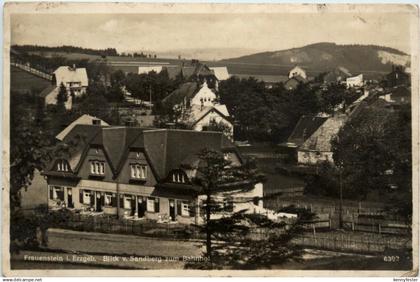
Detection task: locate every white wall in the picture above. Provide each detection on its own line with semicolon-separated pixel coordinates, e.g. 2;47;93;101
191;82;217;107
297;151;334;165
288;66;307;79
346;74;364;88
193;111;233;138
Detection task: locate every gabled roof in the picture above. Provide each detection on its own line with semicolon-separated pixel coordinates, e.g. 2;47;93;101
299;114;347;152
54;66;88;86
162;82;199;105
322;67;352;83
39;84;57;98
287;116;328;147
56;114;109;141
209;67;230;80
49;126;239;182
284;75;306;89
165;66;182;79
188;105;231;127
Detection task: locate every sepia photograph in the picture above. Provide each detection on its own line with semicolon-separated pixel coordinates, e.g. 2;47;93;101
2;2;419;276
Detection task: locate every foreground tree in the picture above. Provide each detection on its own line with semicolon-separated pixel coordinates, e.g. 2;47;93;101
185;149;305;269
331;103;411;221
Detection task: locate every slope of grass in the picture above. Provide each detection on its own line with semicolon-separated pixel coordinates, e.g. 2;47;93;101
10;66;52;94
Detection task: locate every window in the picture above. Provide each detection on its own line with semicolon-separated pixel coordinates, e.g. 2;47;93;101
80;190;91;205
147;197;159;213
57;160;69;172
177;200;192;217
130;164;147;179
49;186;64;201
172;171;186;183
124;195;133;209
181;202;190;216
90;161;105;175
104;193;117;207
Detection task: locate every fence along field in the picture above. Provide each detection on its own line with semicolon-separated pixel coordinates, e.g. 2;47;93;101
36;209;411;255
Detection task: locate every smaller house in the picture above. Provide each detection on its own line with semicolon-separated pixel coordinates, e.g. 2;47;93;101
284;75;306;90
53;65;88;96
297;114;347;165
41;85;72;110
288;66;307;80
163;81;234;139
281;116;328;162
321;67;352;85
187;104;233;139
384;65;410;87
346;74;364;88
56;114;109;141
138;66;163;75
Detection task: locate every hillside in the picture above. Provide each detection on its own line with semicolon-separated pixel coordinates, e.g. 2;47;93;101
10;66;52;94
221;43;410;78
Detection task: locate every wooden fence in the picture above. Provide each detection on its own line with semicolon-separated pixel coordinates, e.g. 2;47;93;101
293;233;411;253
11;62;53;81
50;213;199;240
264;198;386;216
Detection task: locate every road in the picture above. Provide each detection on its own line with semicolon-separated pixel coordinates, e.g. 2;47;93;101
39;228;204;269
10;228;410;270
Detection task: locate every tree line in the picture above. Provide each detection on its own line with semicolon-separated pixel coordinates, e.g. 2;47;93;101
219;76;361;142
12;45;118;57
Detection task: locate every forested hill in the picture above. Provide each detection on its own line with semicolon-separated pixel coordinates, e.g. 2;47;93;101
221;42;410;76
11;45;118;57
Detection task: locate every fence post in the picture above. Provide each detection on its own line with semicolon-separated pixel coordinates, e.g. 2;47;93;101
378;224;381;234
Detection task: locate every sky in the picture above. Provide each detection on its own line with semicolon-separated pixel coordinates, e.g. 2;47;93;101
11;12;412;60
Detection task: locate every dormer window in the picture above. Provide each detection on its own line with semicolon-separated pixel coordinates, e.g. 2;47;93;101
90;160;105;175
130;164;147;180
172;171;186;183
57;159;69;172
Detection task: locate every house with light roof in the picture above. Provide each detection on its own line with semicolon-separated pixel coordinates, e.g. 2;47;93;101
163;81;234;139
53;65;88;96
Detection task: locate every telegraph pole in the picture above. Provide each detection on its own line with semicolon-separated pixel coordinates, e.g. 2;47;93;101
339;167;343;229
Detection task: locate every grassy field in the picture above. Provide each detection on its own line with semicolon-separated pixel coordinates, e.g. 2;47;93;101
10;66;52;94
28;51;101;61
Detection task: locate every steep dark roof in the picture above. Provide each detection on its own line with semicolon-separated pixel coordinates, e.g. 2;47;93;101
181;67;196;78
322;67;352;84
165;66;182;79
162;82;199;105
51;126;238;182
62;124;103;144
287;116;328;147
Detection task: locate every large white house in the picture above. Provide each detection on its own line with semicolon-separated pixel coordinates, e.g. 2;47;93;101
190;81;217;107
288;66;307;80
163;81;234;139
346;74;364;88
53;65;88;96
